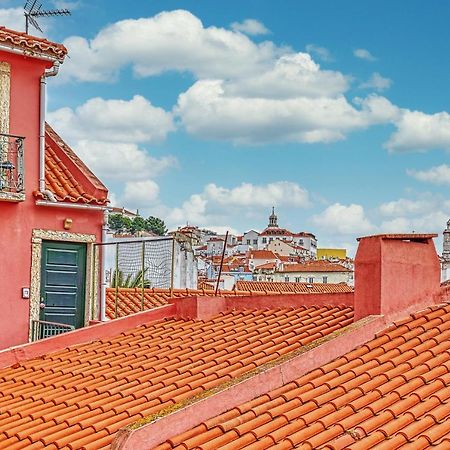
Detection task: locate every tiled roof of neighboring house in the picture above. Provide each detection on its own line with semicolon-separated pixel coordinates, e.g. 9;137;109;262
158;303;450;450
280;261;352;273
0;304;353;449
260;227;294;237
236;280;354;294
198;280;215;290
248;250;279;260
106;287;261;319
35;124;109;205
294;231;316;238
0;26;67;60
254;262;277;270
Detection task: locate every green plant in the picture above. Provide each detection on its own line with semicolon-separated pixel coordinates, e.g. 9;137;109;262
111;268;151;288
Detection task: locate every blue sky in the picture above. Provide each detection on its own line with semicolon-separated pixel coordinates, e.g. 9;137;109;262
2;0;450;253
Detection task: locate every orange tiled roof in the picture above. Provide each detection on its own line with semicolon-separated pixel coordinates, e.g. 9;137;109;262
260;227;293;237
106;284;354;319
158;303;450;450
106;287;262;319
254;262;277;270
0;26;67;61
236;280;354;294
280;261;352;273
0;304;353;449
248;250;279;260
35;124;109;204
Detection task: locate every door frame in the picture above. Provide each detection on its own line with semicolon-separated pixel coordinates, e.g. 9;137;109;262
29;229;96;341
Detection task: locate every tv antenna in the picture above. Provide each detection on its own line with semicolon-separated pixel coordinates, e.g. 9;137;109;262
24;1;71;34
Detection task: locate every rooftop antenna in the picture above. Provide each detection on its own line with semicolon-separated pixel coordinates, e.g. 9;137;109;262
24;0;71;34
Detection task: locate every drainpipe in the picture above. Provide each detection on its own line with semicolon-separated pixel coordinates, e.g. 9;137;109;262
39;61;60;193
100;208;109;321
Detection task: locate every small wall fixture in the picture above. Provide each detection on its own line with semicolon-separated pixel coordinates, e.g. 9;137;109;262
63;218;73;230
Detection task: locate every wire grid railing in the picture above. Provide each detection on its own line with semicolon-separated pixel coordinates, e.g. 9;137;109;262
0;133;24;193
31;320;75;341
94;237;176;319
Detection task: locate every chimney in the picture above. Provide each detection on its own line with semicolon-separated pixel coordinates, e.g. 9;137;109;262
354;234;440;320
170;296;227;320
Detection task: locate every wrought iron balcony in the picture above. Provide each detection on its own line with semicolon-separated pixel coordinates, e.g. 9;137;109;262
0;133;25;202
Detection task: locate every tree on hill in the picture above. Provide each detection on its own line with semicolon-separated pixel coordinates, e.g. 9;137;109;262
108;213;167;236
146;216;168;236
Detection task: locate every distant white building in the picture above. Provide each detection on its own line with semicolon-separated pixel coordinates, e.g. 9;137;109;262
257;208;317;257
242;230;260;251
254;260;353;286
442;220;450;282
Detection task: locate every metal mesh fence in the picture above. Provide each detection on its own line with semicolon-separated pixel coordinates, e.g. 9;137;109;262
93;237;175;319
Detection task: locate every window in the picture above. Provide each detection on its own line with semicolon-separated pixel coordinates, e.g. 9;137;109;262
262;238;267;244
253;239;258;245
295;277;301;282
285;276;290;282
298;239;304;245
246;239;251;245
269;238;273;243
323;276;328;284
308;277;314;283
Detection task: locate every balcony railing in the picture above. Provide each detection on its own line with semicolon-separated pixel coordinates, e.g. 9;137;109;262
0;133;25;201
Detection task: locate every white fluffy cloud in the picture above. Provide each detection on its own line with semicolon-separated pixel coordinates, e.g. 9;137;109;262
379;197;435;217
378;194;450;237
47;95;176;184
48;95;174;144
386;110;450;152
71;140;176;182
230;19;270;36
312;203;375;235
305;44;333;62
120;180;160;210
48;95;177;209
381;211;448;234
204;181;310;208
166;181;310;229
360;72;392;92
177;80;397;144
407;164;450;185
56;9;425;146
353;48;376;61
0;7;26;31
59;10;279;82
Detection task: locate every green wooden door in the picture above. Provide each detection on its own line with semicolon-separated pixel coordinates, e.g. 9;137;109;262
40;241;87;329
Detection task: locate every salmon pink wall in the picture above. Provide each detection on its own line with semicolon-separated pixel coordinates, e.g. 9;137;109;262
354;234;440;320
0;51;103;349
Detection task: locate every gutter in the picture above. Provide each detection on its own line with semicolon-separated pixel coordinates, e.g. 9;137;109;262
0;43;62;63
39;61;60;193
100;208;110;321
35;199;110;211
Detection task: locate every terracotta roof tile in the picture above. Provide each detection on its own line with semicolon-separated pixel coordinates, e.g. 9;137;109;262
158;304;450;450
106;284;354;319
0;304;353;448
236;280;354;294
0;27;67;60
280;261;352;273
34;124;108;205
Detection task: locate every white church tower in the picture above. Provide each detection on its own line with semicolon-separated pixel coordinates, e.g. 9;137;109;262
442;220;450;281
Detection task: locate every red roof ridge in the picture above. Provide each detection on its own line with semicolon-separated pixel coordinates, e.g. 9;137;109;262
0;26;67;60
